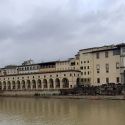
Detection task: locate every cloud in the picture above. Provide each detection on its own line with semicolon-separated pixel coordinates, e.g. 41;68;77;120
0;0;125;67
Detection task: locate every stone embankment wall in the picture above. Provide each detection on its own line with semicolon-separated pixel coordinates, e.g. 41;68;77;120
0;91;125;100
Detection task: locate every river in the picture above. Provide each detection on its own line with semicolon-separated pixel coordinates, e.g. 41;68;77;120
0;97;124;125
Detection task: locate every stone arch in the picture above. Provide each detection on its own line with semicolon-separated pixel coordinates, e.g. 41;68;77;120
32;79;36;89
7;81;11;90
27;80;31;89
49;78;54;89
43;79;47;88
21;80;25;90
37;79;42;89
76;78;81;86
17;81;21;90
55;78;60;88
62;78;69;88
3;81;6;90
12;81;16;90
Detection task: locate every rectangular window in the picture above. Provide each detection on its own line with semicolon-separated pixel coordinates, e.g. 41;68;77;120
106;78;109;83
105;51;109;58
96;53;100;59
80;66;83;70
97;70;100;73
116;62;119;69
106;64;109;73
97;78;100;84
116;77;120;83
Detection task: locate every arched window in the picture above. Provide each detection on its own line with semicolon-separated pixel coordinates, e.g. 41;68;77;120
27;80;31;89
43;79;47;88
12;81;16;90
21;80;25;90
49;79;54;89
32;80;36;89
17;81;21;89
62;78;69;88
37;79;42;89
55;78;60;88
7;81;11;90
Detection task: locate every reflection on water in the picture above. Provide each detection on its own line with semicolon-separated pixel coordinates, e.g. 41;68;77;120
0;97;124;125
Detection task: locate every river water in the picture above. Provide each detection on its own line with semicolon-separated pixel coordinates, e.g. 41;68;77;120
0;97;124;125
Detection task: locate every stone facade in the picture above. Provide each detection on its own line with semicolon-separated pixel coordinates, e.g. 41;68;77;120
0;43;125;96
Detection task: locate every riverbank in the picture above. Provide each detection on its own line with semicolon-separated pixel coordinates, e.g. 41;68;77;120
0;95;125;100
0;91;125;100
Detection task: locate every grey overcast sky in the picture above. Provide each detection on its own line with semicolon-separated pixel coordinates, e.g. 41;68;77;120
0;0;125;67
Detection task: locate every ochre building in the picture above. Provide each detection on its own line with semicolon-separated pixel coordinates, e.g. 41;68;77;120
0;43;125;95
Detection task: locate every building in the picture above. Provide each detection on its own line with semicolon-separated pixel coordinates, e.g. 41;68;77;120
0;43;125;96
77;43;125;85
0;60;80;95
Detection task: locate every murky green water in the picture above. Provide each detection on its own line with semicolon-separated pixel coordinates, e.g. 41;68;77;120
0;97;124;125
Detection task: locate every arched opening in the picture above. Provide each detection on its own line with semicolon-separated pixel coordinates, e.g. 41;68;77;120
49;79;54;89
62;78;69;88
17;81;21;90
43;79;47;88
27;80;31;89
55;78;60;88
76;78;81;86
37;79;42;89
12;81;16;90
3;81;6;90
0;82;2;90
7;81;11;90
21;80;25;90
32;80;36;89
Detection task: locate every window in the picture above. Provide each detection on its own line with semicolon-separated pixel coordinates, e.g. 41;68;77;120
84;66;86;69
96;53;99;59
97;70;100;73
84;72;86;75
80;66;83;70
87;66;89;69
70;74;72;76
116;77;120;83
81;78;83;82
64;74;66;76
106;78;109;83
116;62;119;69
81;61;83;64
84;61;86;63
88;71;89;75
106;64;109;73
97;78;100;84
105;51;108;58
81;72;83;75
87;61;89;63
